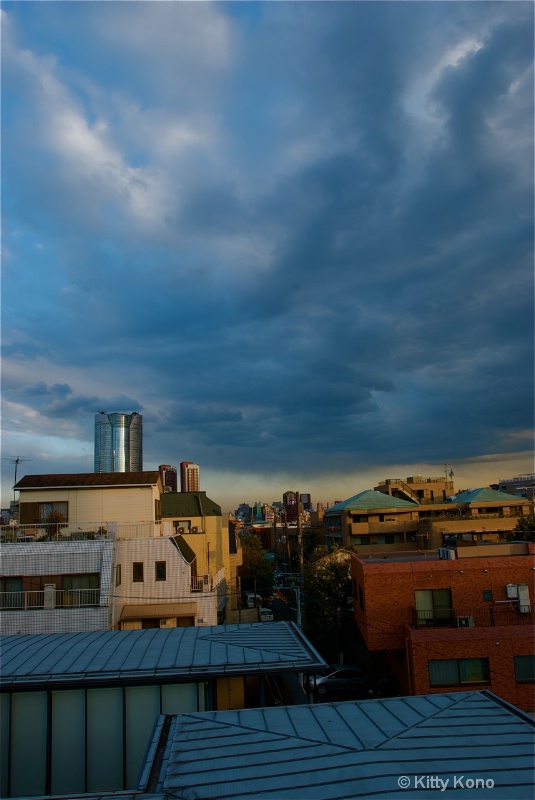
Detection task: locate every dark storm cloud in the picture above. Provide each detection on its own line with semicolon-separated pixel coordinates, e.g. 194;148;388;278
1;1;532;493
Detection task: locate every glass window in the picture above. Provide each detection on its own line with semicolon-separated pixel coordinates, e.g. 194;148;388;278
514;655;535;683
482;590;493;602
155;561;166;581
39;501;68;524
429;658;489;686
459;658;489;684
429;659;459;686
133;562;144;582
115;564;121;587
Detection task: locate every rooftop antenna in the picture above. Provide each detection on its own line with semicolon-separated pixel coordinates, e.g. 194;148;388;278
3;456;33;507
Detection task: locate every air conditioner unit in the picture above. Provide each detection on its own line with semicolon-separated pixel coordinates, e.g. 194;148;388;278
191;526;199;533
159;618;174;628
517;584;531;614
456;615;474;628
505;584;518;599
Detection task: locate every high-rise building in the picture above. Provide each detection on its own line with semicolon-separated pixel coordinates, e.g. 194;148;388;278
94;412;143;472
180;461;200;492
159;464;178;492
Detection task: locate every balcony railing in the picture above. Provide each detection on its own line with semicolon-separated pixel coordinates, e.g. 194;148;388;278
191;567;226;593
412;605;533;629
1;521;163;542
0;589;104;610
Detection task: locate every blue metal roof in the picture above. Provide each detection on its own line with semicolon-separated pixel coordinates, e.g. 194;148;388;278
0;622;327;687
325;490;419;513
157;691;535;799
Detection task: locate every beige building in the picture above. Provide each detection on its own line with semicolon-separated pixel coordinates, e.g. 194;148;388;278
374;474;454;504
2;474;238;633
324;487;530;553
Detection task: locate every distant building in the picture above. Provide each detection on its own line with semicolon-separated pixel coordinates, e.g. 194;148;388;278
180;461;200;492
300;493;312;511
94;411;142;472
491;473;535;500
159;463;178;492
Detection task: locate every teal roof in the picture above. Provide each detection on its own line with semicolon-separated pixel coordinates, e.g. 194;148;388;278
445;487;523;504
161;491;222;518
325;490;418;514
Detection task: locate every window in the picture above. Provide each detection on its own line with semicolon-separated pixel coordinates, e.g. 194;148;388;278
39;502;68;524
133;562;144;583
358;585;365;612
155;561;166;581
115;565;121;587
514;656;535;683
429;658;490;687
414;589;453;626
482;590;493;602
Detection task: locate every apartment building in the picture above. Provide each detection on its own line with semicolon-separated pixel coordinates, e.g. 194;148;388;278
1;473;236;633
325;486;530;552
374;474;454;504
351;541;535;711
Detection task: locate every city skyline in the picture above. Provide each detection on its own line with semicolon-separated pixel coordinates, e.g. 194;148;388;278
2;2;533;512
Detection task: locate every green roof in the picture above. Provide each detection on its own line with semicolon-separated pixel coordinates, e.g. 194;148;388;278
445;488;523;504
325;490;419;514
161;491;222;518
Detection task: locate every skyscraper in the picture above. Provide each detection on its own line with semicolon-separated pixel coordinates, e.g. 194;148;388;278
94;412;143;473
180;461;200;492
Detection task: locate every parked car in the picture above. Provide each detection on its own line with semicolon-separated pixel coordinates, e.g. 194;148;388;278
306;665;373;700
259;607;274;622
241;592;263;608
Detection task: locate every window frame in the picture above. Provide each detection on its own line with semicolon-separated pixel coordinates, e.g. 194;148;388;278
428;657;490;687
155;561;166;582
514;655;535;683
132;562;144;583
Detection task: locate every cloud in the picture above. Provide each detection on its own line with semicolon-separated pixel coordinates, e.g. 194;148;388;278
1;1;533;507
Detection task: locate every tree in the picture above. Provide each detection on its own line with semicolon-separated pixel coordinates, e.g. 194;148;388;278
239;533;274;596
303;546;355;662
507;512;535;542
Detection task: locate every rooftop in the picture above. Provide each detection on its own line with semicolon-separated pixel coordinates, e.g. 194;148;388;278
161;491;222;518
445;487;523;503
149;691;535;799
0;622;327;688
325;490;419;513
14;471;161;489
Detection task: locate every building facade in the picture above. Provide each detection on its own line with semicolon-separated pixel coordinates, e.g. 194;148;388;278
94;411;143;472
351;541;535;712
180;461;200;492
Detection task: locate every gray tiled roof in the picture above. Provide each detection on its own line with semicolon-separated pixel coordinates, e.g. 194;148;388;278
14;471;160;489
0;623;327;687
159;691;535;799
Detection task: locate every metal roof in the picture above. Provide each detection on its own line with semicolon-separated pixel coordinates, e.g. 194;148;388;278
0;623;327;688
157;691;535;799
445;487;522;503
325;490;419;513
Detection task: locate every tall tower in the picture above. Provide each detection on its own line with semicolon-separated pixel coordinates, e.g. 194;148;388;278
180;461;200;492
94;412;143;473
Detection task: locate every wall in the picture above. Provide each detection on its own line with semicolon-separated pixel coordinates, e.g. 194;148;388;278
19;486;159;528
112;538;218;627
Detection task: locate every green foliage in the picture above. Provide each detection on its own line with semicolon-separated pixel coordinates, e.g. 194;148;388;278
507;512;535;542
239;533;274;594
303;546;355;661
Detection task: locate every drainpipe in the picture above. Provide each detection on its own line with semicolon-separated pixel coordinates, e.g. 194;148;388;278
405;637;413;695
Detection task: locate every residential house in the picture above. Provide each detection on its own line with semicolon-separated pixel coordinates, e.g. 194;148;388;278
351;541;535;712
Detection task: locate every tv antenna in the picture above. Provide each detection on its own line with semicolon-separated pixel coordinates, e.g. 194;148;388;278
3;456;33;504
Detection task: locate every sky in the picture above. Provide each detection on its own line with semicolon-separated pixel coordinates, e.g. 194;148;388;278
1;1;533;513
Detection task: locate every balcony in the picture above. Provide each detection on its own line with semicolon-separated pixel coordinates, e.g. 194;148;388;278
191;567;225;593
0;588;104;610
411;605;533;629
1;520;163;542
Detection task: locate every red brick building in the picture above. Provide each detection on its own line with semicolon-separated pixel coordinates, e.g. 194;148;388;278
351;541;535;711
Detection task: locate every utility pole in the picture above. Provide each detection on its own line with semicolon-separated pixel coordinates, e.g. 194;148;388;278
295;491;305;628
